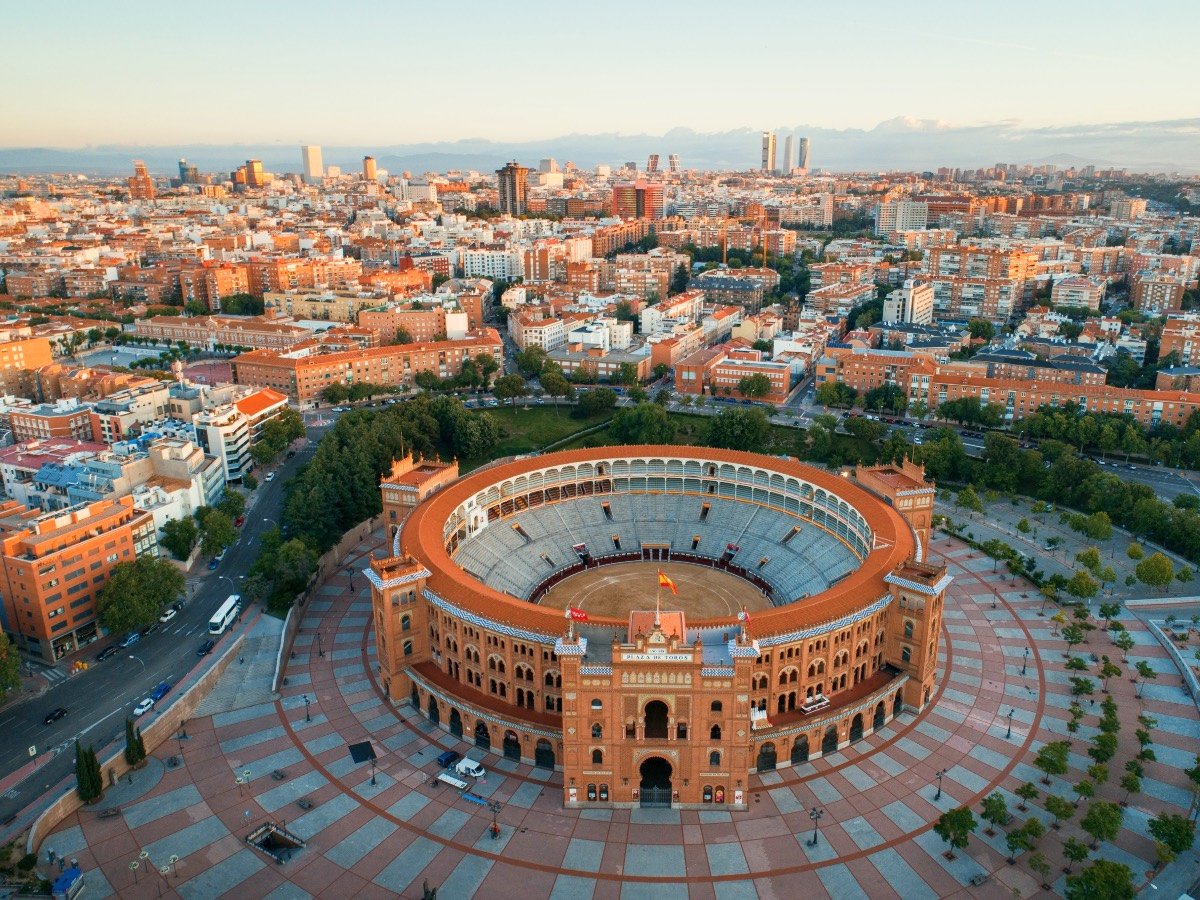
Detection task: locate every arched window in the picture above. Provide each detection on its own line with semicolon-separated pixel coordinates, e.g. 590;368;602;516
401;614;411;632
901;645;912;663
591;698;603;710
710;724;721;740
402;640;413;657
710;700;723;712
903;619;914;640
592;748;603;765
592;723;602;739
709;750;720;767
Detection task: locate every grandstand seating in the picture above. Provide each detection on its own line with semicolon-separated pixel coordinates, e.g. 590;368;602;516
451;493;860;606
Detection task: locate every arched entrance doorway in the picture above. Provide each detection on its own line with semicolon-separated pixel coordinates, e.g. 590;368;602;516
791;736;809;765
503;730;521;761
850;713;864;741
535;738;555;769
893;692;903;718
448;708;463;738
756;742;777;772
410;684;419;709
639;756;673;807
821;725;838;754
474;721;491;750
644;701;668;739
874;701;886;731
427;695;440;726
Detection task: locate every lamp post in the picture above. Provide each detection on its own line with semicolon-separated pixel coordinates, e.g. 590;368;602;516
370;758;377;786
1021;647;1030;676
129;654;146;674
168;855;179;878
1005;709;1014;740
346;567;355;591
934;769;946;802
806;807;824;847
303;694;310;723
236;776;244;797
129;860;139;884
317;631;324;657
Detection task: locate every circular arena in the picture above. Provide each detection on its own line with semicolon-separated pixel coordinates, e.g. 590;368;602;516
371;446;948;809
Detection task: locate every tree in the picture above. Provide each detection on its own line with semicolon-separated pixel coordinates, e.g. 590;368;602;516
74;741;102;803
1119;770;1141;806
575;388;618;417
932;806;976;859
967;318;995;341
197;508;236;556
1098;601;1121;626
1177;565;1194;584
956;484;983;515
540;370;573;412
216;488;246;520
1147;813;1195;856
1029;850;1052;888
1126;542;1144;560
705;407;772;452
96;556;186;635
1098;656;1122;692
1134;659;1157;698
1061;836;1090;874
1034;741;1070;784
1075;546;1102;574
669;263;689;295
1065;859;1134;900
124;717;146;766
492;373;528;410
392;326;414;345
737;373;773;400
1063;625;1085;654
1066;571;1099;604
1005;822;1033;863
321;383;349;404
1088;732;1117;764
1017;517;1031;534
1015;782;1039;812
1114;630;1135;661
980;792;1010;835
514;347;548;378
1080;801;1123;849
160;516;199;560
609;403;676;445
1045;794;1075;829
1136;552;1174;591
0;633;19;704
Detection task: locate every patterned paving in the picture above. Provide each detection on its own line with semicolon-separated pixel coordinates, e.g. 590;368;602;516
43;529;1200;898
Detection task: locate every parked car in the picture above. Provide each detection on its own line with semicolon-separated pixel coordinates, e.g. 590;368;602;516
234;515;245;527
435;750;461;769
149;681;172;702
95;645;118;662
265;472;276;482
120;632;141;648
139;622;158;637
158;607;177;623
133;697;155;717
43;707;67;725
196;639;216;656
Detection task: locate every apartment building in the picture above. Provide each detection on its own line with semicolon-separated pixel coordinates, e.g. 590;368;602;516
88;381;172;444
1051;276;1106;310
178;263;251;310
1132;273;1186;315
263;289;390;323
193;387;290;481
882;280;934;325
1159;315;1200;366
0;333;53;397
133;314;312;351
5;400;94;443
674;345;791;403
231;331;503;405
804;281;876;318
0;495;158;661
691;268;780;313
545;344;651;383
875;201;928;236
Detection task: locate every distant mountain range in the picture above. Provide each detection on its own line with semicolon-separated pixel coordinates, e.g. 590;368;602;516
3;118;1199;176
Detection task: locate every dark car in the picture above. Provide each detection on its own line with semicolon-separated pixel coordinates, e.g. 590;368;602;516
43;707;67;725
139;622;158;637
436;750;461;769
95;645;118;662
234;515;245;527
149;681;171;702
197;639;216;656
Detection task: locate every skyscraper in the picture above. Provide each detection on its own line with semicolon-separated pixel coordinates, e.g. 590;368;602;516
177;158;199;185
782;134;794;175
363;156;377;181
760;132;776;174
245;159;266;188
797;137;811;173
127;161;155;200
538;158;559;173
646;154;660;174
496;161;530;216
301;145;323;183
668;154;680;172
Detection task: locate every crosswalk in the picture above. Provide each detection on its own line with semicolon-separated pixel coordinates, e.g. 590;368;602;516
37;667;70;685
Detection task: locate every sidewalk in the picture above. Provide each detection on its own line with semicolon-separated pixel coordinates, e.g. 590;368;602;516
193;614;283;718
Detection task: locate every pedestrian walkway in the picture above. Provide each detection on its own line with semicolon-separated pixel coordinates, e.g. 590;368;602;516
37;531;1200;899
194;614;282;718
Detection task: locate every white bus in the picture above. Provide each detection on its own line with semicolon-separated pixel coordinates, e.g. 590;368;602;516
208;595;241;635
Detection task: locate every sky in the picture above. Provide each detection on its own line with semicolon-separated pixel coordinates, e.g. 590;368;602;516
3;0;1198;147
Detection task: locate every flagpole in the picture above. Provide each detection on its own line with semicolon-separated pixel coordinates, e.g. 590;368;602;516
654;582;661;628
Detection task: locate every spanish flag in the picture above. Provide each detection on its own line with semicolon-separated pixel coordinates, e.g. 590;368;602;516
658;570;678;595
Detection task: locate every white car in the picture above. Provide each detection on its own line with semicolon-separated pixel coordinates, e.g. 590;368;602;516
265;472;276;482
133;697;155;717
158;607;177;623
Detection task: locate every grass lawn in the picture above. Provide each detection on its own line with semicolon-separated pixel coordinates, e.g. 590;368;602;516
462;406;614;469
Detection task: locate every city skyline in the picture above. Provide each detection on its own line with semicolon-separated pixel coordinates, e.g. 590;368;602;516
3;0;1197;151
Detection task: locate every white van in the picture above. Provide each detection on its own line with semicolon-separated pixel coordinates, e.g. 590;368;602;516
454;757;486;779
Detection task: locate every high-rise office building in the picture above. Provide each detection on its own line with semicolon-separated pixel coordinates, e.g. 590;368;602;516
538;158;559;174
781;134;794;175
646;154;660;174
761;132;776;173
611;180;664;220
363;156;377;181
301;145;323;183
127;161;155;200
797;137;811;173
245;159;266;188
177;158;199;185
668;154;680;172
496;161;530;216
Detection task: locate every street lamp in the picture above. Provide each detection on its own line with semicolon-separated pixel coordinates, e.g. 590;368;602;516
1021;647;1030;676
317;631;324;657
129;860;140;884
129;654;146;673
934;769;946;801
304;694;311;722
168;855;179;878
370;758;377;786
806;807;824;847
346;567;355;591
1005;709;1014;740
236;776;245;797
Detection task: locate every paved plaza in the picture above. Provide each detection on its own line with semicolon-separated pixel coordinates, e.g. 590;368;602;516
41;527;1200;898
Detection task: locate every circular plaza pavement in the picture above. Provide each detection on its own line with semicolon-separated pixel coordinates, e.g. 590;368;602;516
41;528;1200;899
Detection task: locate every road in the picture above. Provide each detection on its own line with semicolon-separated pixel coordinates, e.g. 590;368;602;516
0;427;328;826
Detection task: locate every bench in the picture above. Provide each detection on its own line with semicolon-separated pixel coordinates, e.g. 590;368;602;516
296;799;313;811
271;770;287;781
97;808;121;819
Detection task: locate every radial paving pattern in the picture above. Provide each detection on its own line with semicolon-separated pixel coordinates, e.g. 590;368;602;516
41;529;1200;899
